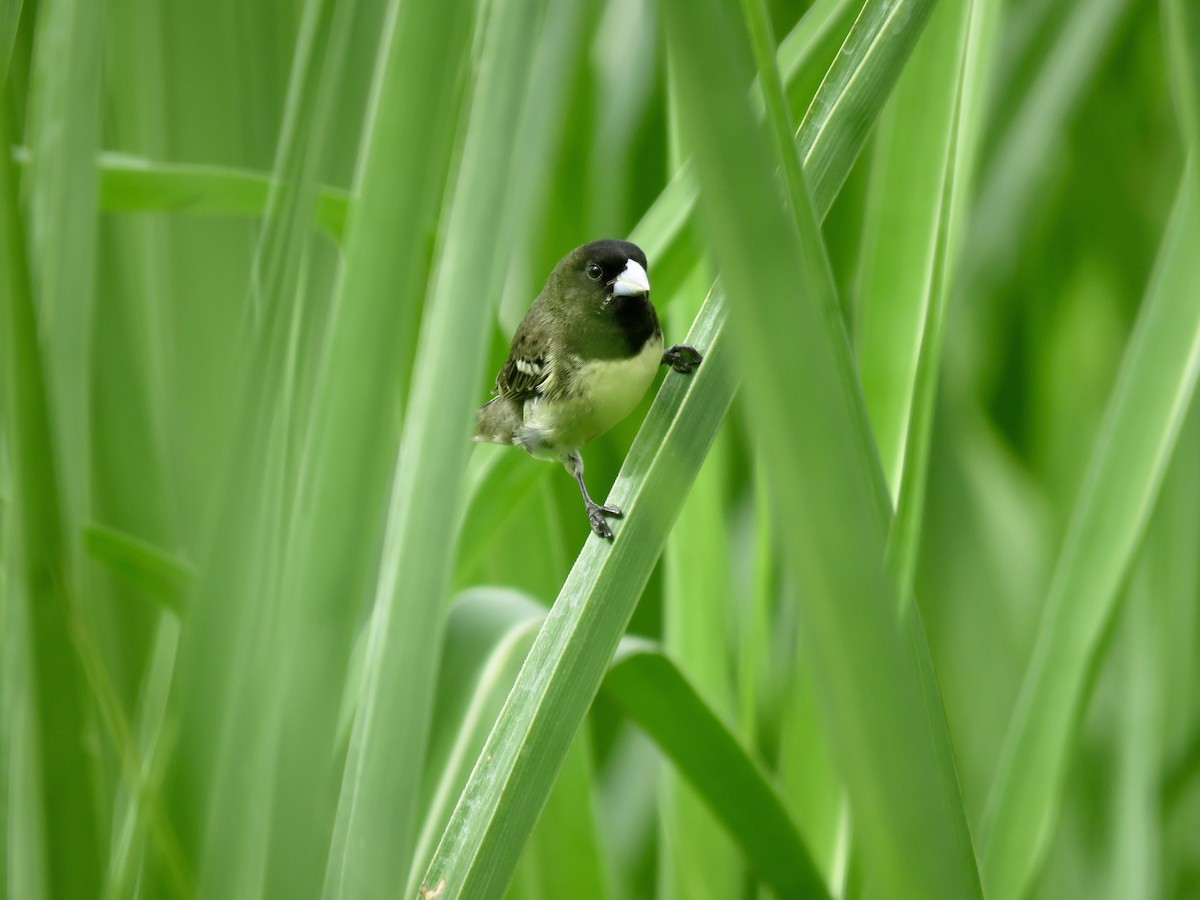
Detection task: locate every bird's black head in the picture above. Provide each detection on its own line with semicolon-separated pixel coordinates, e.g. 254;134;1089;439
550;238;649;312
539;239;659;357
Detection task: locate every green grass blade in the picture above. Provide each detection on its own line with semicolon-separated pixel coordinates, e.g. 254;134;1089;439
324;1;551;894
21;151;352;241
856;0;987;603
508;733;610;900
855;0;974;495
628;0;855;285
661;0;982;896
419;287;736;899
0;92;103;899
964;0;1133;292
1164;0;1200;152
796;0;939;217
606;640;830;900
270;0;477;888
981;165;1200;900
82;525;192;616
91;154;351;240
660;409;740;893
408;590;546;892
162;0;365;893
0;0;20;78
22;0;104;539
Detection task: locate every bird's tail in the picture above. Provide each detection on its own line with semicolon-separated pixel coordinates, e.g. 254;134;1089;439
474;396;519;445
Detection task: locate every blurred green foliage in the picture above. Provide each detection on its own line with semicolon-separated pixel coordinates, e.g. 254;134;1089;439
2;0;1198;897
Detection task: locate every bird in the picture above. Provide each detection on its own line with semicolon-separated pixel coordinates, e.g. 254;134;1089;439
475;239;702;539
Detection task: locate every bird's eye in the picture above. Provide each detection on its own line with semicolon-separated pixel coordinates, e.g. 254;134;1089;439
585;263;603;281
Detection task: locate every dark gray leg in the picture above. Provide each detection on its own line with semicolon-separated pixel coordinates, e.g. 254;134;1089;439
562;449;622;540
661;343;703;374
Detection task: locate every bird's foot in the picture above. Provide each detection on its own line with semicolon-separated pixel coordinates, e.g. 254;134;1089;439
662;344;703;374
586;501;623;540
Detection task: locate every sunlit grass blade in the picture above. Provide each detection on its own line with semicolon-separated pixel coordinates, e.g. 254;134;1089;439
884;0;998;603
855;0;991;603
161;0;366;894
629;0;855;289
606;640;830;900
855;0;974;495
407;590;545;893
662;0;983;896
1;81;104;900
981;168;1200;900
324;1;554;895
660;423;741;896
796;0;939;216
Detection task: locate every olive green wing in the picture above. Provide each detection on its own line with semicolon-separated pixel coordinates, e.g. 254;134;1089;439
494;329;553;402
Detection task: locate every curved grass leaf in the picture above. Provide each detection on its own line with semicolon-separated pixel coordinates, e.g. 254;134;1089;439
981;166;1200;900
82;524;193;616
605;640;830;900
409;589;547;892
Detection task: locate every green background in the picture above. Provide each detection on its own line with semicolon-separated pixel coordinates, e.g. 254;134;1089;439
2;0;1198;897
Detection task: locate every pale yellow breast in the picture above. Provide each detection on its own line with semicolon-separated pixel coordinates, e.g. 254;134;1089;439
574;334;663;441
523;335;663;450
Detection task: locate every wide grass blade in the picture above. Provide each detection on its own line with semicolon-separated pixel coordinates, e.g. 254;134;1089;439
22;0;104;537
0;91;102;899
980;165;1200;900
162;0;366;894
659;404;740;895
796;0;940;218
855;0;975;496
408;590;547;891
324;1;551;894
661;0;983;896
856;0;992;603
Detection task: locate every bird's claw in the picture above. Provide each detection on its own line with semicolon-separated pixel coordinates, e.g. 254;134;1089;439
662;344;703;374
586;502;623;540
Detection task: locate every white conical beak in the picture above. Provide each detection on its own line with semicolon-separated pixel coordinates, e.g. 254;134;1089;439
611;258;650;297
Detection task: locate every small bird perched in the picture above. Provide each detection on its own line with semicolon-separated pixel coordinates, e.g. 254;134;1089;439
476;239;702;539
